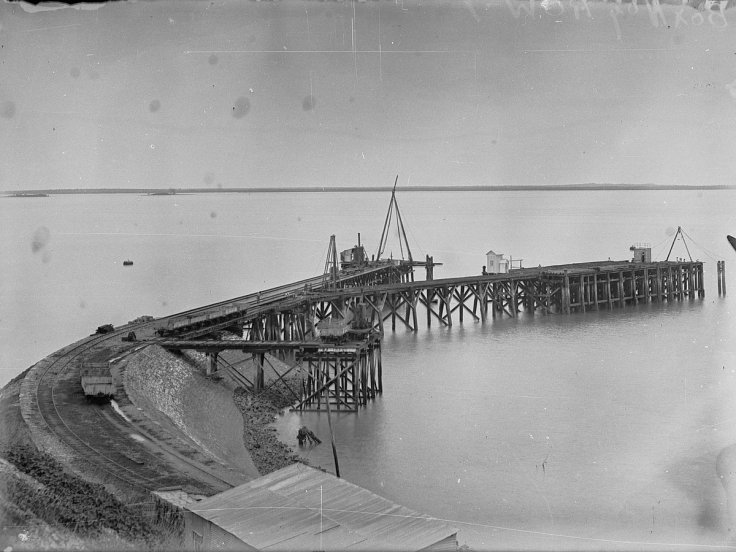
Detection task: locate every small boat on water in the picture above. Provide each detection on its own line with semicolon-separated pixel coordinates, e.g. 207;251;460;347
123;260;134;266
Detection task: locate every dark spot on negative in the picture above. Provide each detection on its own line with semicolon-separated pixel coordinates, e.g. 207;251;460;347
31;226;50;253
149;99;161;113
232;97;250;119
2;101;16;119
70;67;80;78
210;211;217;219
302;95;316;111
208;54;218;65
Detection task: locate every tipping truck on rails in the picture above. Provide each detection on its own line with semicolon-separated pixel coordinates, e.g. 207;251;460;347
81;362;115;401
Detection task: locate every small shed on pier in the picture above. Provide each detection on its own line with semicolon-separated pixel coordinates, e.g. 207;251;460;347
183;463;458;551
630;244;651;263
485;250;509;274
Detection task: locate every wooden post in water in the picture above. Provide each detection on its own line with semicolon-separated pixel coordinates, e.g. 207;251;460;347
632;270;639;305
369;344;377;393
425;290;433;328
562;272;571;314
492;283;498;318
593;273;599;310
479;283;488;321
699;264;704;297
618;271;625;307
376;341;383;393
324;384;340;478
723;262;727;296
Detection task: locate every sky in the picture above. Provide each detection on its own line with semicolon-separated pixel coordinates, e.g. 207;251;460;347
0;0;735;190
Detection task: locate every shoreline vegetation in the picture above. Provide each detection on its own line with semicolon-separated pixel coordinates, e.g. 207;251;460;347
2;184;735;196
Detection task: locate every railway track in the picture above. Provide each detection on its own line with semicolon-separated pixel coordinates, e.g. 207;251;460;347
25;268;395;499
31;322;236;498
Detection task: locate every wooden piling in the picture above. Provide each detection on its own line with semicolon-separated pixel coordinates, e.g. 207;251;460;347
561;272;569;314
579;275;586;313
592;274;599;310
479;283;488;321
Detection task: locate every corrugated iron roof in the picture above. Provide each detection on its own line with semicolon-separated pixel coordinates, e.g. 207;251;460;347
187;464;457;551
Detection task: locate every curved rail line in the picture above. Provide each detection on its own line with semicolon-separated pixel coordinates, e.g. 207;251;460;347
32;322;235;497
28;269;396;498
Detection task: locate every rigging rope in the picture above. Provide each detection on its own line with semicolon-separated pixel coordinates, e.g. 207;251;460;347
681;229;722;262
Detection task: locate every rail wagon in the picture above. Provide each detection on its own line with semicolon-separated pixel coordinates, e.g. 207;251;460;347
81;362;114;400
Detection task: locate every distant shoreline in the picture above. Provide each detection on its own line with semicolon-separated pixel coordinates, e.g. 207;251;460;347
2;184;734;195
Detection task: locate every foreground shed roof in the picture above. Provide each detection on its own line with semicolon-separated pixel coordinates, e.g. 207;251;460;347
187;463;457;551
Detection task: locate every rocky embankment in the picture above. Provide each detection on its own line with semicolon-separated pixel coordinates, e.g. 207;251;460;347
123;345;257;475
122;345;307;476
233;381;302;475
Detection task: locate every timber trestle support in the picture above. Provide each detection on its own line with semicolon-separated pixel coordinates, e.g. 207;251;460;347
158;260;704;414
306;260;705;332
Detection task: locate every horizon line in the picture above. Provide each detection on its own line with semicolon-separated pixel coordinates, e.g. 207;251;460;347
2;184;735;195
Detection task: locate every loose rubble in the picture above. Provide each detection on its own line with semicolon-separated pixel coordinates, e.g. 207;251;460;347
233;379;304;475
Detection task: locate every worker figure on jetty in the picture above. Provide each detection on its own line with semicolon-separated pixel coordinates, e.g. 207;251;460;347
297;426;321;446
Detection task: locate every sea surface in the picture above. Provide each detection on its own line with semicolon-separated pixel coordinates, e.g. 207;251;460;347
2;189;735;550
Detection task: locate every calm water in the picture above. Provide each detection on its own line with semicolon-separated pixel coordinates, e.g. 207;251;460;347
2;190;735;549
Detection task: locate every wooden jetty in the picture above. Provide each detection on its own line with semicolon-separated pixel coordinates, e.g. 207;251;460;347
303;259;705;333
157;258;703;413
152;187;707;413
